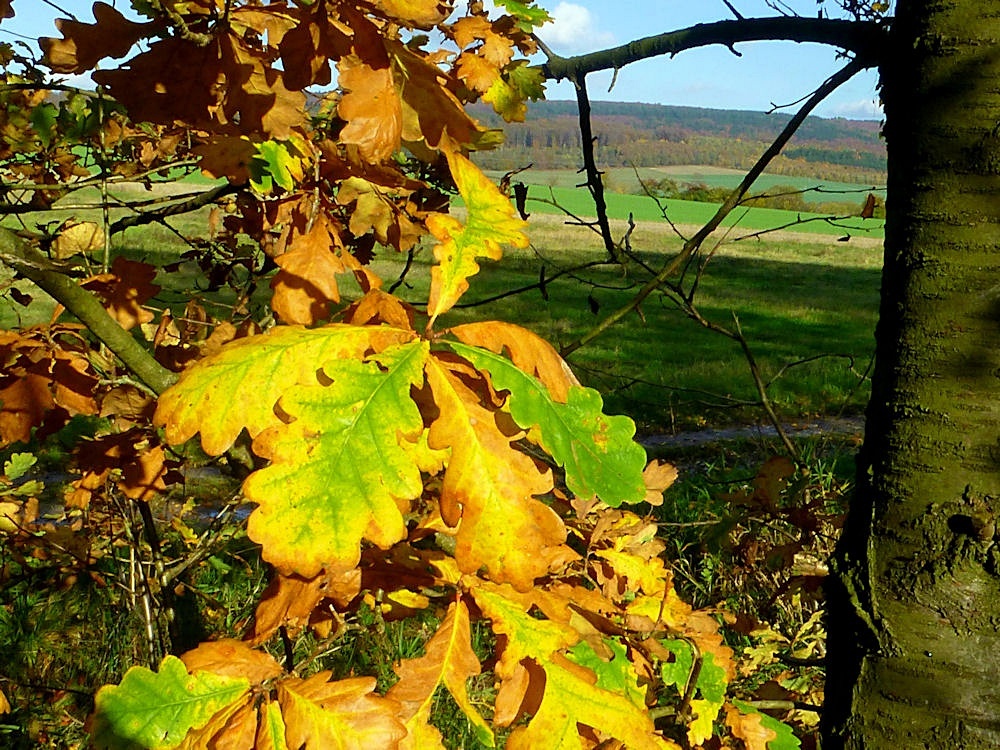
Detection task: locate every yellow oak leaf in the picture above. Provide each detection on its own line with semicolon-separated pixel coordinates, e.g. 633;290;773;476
154;323;416;455
425;356;564;591
277;673;407;749
256;699;289;750
483;75;527;122
244;342;429;576
338;56;402;163
426;146;528;324
473;584;679;750
387;600;493;749
372;0;451;27
337;177;396;240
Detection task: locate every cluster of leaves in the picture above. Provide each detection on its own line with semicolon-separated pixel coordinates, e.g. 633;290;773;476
0;1;804;747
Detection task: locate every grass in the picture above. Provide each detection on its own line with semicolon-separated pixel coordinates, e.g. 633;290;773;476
514;183;885;239
498;165;885;205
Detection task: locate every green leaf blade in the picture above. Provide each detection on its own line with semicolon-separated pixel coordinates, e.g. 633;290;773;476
244;341;429;576
91;656;249;749
446;341;646;506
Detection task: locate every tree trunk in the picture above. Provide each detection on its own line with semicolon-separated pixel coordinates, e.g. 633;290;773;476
824;1;1000;746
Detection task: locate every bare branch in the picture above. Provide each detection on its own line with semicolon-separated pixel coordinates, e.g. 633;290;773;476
541;17;884;81
109;181;245;234
0;227;177;394
571;74;620;262
561;56;867;357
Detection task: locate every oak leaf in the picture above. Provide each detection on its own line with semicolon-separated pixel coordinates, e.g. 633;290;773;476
83;256;160;330
277;673;407;749
447;320;579;402
387;600;493;749
728;701;801;750
53;220;103;259
425;356;564;591
154;323;416;455
447;341;647;506
457;51;502;93
725;704;779;750
473;584;677;750
338;56;402;164
427;147;528;323
90;655;250;749
243;342;429;576
41;2;158;73
270;214;346;325
372;0;452;27
179;640;284;684
393;40;490;149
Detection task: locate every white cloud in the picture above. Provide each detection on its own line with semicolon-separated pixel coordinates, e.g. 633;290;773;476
826;98;884;120
540;3;615;53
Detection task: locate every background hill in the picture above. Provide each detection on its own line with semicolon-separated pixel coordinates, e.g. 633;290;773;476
469;100;886;184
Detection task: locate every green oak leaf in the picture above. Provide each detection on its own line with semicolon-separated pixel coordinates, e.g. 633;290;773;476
244;341;429;577
445;341;646;506
494;0;553;31
250;139;306;193
90;655;249;749
661;640;728;704
3;452;36;482
567;638;647;709
732;700;802;750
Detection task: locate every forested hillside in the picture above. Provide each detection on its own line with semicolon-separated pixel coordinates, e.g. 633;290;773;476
470;100;886;182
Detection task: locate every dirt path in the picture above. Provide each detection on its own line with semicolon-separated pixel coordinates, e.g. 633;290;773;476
638;416;865;450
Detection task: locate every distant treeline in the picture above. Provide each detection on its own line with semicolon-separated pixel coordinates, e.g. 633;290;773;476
469;100;887;184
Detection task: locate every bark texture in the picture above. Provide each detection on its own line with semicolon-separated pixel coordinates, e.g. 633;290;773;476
824;2;1000;746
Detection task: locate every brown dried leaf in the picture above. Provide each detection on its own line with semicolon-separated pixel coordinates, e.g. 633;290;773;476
180;639;284;684
52;221;103;259
41;2;158;73
337;57;402;163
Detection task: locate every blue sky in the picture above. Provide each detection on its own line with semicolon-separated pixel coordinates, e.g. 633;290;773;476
7;0;882;119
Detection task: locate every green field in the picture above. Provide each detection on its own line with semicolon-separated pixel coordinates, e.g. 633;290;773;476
491;165;885;203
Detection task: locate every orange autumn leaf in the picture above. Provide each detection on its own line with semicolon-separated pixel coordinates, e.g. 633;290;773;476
277;673;407;749
118;443;170;501
725;704;779;750
447;320;579;402
338;56;402;163
249;571;358;645
271;215;347;325
456;51;501;93
180;640;284;685
387;600;493;749
83;257;160;331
